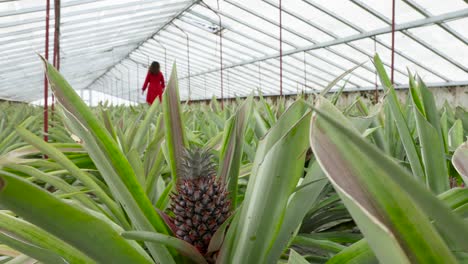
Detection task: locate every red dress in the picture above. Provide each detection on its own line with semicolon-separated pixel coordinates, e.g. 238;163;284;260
142;71;165;105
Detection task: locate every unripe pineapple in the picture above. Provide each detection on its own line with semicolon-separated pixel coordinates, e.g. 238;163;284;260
169;148;231;254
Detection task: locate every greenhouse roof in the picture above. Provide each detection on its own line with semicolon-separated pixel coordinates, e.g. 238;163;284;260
1;0;467;103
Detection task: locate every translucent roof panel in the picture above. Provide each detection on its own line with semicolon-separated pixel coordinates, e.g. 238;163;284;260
0;0;195;102
0;0;467;103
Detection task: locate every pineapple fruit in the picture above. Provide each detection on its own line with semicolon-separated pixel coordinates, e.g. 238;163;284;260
168;148;231;255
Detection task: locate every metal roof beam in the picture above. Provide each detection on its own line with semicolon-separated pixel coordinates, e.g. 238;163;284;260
0;0;101;17
184;8;468;79
186;7;372;83
85;0;200;90
187;7;374;85
149;36;320;92
129;48;288;95
197;2;374;85
350;0;467;72
167;19;331;88
128;43;285;94
301;0;451;82
225;0;392;78
0;1;186;31
0;30;155;65
402;0;467;45
0;9;175;43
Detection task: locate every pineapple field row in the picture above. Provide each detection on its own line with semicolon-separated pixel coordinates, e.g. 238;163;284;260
0;55;467;264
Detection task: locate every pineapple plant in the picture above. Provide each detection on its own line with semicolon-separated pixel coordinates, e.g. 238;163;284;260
166;148;231;256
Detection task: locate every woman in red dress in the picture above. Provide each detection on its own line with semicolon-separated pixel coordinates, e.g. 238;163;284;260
142;61;165;105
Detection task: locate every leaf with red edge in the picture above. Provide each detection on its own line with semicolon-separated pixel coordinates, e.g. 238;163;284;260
156;209;177;235
206;211;235;254
122;231;208;264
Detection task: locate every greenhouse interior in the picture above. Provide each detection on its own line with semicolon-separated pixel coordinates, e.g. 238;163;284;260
0;0;467;263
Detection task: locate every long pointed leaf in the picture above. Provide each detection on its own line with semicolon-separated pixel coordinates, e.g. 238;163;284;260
40;57;174;262
310;98;457;263
218;96;253;208
0;173;153;264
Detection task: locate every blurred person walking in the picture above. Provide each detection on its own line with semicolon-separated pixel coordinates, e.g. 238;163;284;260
142;61;165;105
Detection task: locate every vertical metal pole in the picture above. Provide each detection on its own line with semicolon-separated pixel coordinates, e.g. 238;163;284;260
43;0;50;143
137;64;140;103
216;0;224;109
187;36;191;102
52;0;60;124
303;51;306;94
374;37;378;103
153;39;168;78
111;77;115;105
202;1;224;107
127;66;131;103
391;0;396;85
120;71;123;102
279;0;283;96
115;74;119;102
204;74;207;98
172;24;191;102
258;61;262;94
54;0;60;71
227;68;230;100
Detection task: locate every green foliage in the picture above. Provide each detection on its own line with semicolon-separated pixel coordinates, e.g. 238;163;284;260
0;55;466;263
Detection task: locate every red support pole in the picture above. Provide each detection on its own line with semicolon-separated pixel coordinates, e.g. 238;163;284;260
391;0;396;85
279;0;283;96
52;0;60;123
44;0;50;143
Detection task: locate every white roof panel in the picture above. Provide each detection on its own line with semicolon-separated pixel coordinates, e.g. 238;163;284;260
0;0;466;103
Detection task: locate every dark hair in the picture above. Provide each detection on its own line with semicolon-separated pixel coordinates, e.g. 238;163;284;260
149;61;160;74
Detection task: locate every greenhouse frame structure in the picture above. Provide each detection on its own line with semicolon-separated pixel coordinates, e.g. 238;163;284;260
1;0;467;105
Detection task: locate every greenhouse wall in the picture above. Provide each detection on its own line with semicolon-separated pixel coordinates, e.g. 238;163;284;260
193;86;468;108
337;86;468;107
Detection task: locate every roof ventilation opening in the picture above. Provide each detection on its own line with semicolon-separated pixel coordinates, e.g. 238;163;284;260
183;16;224;35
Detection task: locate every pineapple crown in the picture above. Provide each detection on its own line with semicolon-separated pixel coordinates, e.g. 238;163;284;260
178;148;217;180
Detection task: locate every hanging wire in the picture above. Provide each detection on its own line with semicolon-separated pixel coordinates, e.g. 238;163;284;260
258;61;262;96
201;0;224;107
216;0;224;108
391;0;396;84
204;74;207;99
374;36;378;103
279;0;283;96
227;68;230;101
172;22;191;102
152;38;168;78
303;51;307;95
136;63;140;103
